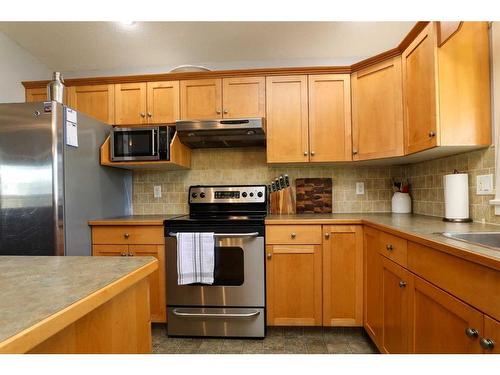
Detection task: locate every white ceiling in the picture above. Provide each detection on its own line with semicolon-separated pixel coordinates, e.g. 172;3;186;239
0;22;415;77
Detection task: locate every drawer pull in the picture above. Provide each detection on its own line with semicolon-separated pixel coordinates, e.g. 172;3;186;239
267;253;272;260
399;280;407;288
386;244;394;251
325;232;330;239
120;252;127;256
290;232;296;239
480;338;495;350
128;252;134;256
124;233;130;239
465;328;479;338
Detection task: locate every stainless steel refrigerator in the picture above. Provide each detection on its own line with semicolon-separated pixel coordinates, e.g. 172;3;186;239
0;101;132;256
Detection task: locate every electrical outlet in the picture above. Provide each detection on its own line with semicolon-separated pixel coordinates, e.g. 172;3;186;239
477;174;494;195
153;185;162;198
356;182;365;195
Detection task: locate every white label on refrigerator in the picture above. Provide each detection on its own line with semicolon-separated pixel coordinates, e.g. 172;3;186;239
65;107;78;147
65;107;77;123
66;121;78;147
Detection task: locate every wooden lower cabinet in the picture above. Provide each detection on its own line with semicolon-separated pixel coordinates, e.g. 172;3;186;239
363;227;383;345
323;225;363;326
90;225;166;323
482;316;500;354
409;275;483;354
266;244;322;326
381;257;412;354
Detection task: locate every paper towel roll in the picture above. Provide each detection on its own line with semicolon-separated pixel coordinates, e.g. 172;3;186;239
443;173;470;220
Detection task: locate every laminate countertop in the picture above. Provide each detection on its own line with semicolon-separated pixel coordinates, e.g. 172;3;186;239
88;214;184;226
0;256;157;352
266;213;500;270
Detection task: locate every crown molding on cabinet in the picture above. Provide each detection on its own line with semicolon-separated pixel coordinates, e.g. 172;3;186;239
22;22;430;89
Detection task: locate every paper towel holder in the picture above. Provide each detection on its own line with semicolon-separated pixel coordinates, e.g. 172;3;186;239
442;169;472;223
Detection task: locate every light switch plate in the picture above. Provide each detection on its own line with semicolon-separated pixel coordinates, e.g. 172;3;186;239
153;185;162;198
477;174;494;195
356;182;365;195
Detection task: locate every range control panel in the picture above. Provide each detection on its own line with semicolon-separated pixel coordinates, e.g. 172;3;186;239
189;185;266;204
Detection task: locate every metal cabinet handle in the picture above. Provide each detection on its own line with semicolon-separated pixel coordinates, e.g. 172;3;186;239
310;151;315;156
223;109;228;114
172;308;260;319
124;233;130;239
147;112;152;118
480;338;495;350
386;244;394;251
120;252;127;256
465;328;479;338
353;149;358;155
216;110;221;115
291;232;296;239
140;113;146;118
267;253;272;259
128;252;134;256
168;232;259;238
428;131;436;138
399;280;407;288
325;232;330;239
304;151;308;156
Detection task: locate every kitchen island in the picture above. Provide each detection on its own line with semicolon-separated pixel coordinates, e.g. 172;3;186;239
0;256;157;354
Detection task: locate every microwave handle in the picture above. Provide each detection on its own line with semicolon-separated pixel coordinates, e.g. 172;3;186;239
151;129;156;156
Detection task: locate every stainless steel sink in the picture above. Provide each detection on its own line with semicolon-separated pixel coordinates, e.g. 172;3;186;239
439;232;500;250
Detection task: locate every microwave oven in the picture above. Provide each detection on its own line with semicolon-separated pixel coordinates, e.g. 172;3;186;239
110;126;174;162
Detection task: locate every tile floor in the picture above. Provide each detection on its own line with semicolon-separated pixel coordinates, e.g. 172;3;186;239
152;324;379;354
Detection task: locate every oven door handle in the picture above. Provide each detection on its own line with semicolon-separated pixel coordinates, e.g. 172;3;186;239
168;232;260;238
172;309;260;319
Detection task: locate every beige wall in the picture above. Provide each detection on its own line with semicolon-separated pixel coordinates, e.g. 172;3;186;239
132;148;404;215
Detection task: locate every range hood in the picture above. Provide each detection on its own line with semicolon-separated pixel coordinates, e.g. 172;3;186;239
176;118;266;148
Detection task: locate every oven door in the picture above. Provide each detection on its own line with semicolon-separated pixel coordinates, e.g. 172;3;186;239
110;127;160;161
166;231;265;307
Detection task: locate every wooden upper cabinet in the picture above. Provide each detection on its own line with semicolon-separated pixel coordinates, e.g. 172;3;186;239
402;22;438;155
351;57;404;160
482;316;500;354
322;225;363;327
308;74;352;162
145;81;180;124
382;257;412;354
363;227;383;347
266;243;322;326
222;76;265;118
67;85;115;124
180;79;222;120
409;275;483;354
25;87;47;102
266;75;309;163
114;83;147;125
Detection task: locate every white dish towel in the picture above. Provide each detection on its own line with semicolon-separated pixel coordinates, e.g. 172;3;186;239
176;232;215;285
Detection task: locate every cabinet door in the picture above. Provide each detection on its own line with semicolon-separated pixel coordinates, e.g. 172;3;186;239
382;257;412;354
114;83;147;125
363;227;383;347
308;74;352;162
67;84;115;124
146;81;180;124
266;76;309;163
222;76;265;118
482;316;500;354
25;87;47;102
323;225;363;326
129;245;166;323
180;79;222;120
351;57;404;160
92;244;128;256
409;275;483;354
266;244;322;326
402;22;438;154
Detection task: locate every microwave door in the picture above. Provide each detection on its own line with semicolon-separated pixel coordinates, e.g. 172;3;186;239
111;128;159;161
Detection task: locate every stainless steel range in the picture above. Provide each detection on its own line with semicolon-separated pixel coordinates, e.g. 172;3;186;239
164;185;267;338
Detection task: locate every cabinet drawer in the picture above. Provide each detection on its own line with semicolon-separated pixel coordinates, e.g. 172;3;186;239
266;225;322;244
378;231;407;267
92;225;164;245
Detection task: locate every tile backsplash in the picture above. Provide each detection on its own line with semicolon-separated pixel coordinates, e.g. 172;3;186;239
133;148;404;215
406;146;498;224
132;146;498;224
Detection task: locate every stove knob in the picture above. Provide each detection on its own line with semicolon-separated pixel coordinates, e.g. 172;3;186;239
191;192;198;198
242;192;247;198
249;192;254;197
257;191;263;198
200;192;206;198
